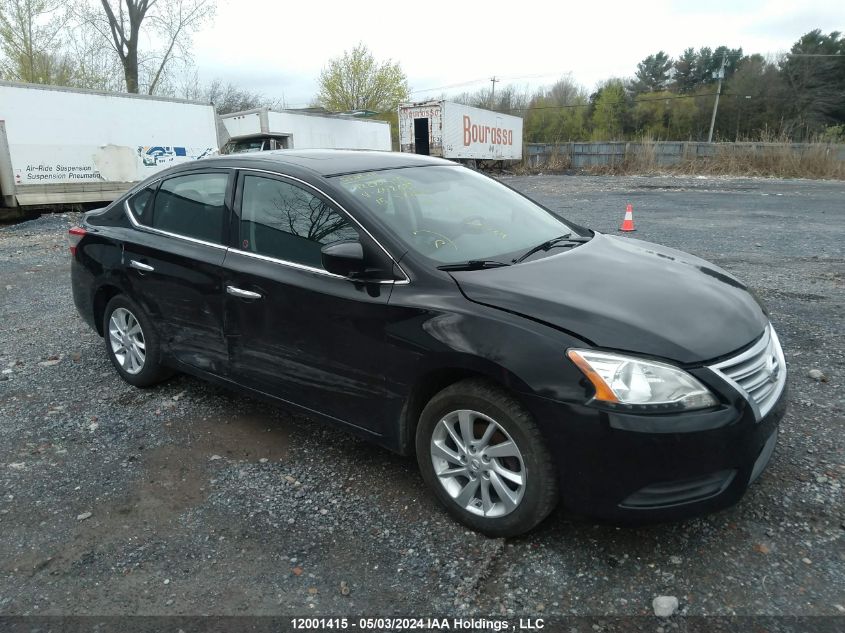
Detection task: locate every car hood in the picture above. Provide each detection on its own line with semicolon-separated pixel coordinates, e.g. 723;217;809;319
449;233;768;365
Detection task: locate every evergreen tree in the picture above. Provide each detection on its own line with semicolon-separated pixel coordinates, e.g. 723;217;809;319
672;48;698;93
779;30;845;137
631;51;673;94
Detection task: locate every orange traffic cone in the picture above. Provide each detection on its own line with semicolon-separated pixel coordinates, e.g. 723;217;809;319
619;203;635;232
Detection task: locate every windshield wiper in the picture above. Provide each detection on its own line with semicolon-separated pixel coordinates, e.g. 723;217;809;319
437;260;512;271
512;233;590;264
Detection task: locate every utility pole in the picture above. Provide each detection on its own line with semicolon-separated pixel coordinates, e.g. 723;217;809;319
489;76;498;107
707;52;727;143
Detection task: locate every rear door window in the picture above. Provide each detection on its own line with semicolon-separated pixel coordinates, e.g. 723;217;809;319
128;184;157;224
150;173;229;244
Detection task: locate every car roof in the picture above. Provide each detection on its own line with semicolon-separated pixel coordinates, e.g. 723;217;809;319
193;149;456;177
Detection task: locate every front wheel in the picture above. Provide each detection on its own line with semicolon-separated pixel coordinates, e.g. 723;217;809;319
416;378;558;537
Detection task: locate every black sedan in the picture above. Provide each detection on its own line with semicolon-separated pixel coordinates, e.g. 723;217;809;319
69;150;787;536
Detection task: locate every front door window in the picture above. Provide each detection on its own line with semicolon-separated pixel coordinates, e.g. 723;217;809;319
239;175;358;269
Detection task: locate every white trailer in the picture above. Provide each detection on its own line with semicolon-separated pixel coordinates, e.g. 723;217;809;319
219;107;391;154
398;100;523;161
0;80;219;210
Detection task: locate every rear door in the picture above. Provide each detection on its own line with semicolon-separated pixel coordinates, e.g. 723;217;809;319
122;170;232;375
221;170;396;433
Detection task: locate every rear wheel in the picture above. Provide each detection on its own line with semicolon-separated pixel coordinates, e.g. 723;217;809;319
416;378;558;537
103;295;171;387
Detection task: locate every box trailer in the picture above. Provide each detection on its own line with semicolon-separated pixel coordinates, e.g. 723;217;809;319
219;107;391;154
398;100;523;161
0;80;219;210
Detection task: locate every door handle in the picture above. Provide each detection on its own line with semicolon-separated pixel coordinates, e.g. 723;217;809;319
226;285;262;300
129;259;154;272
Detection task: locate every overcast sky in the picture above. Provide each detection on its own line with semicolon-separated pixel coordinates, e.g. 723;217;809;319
191;0;845;107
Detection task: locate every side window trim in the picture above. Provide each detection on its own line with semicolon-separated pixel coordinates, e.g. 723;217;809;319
123;169;234;250
232;168;410;284
126;179;161;225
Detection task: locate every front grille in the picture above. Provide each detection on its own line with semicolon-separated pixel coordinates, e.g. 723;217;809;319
708;325;786;421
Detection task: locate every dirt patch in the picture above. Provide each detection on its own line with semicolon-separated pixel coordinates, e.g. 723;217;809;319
3;403;291;578
177;406;291;463
112;404;291;525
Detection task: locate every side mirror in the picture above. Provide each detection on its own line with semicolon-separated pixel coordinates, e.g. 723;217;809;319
321;240;366;277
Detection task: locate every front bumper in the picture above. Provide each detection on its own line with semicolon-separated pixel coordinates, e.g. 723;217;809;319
522;380;788;523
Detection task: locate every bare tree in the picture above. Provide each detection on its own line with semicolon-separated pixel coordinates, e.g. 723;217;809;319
64;16;126;90
276;188;351;243
81;0;215;94
203;79;284;114
448;83;530;114
545;75;588;106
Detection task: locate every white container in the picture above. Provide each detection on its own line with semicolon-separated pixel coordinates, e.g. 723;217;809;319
220;107;391;153
0;80;219;208
398;100;523;161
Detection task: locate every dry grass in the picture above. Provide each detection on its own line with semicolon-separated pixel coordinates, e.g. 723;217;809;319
697;143;845;179
522;139;845;179
513;146;571;174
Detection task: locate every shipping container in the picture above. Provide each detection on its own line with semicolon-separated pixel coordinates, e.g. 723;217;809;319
398;100;523;161
0;80;219;209
219;107;391;154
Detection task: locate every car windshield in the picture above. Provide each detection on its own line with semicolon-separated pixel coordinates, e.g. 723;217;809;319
333;166;578;265
224;139;265;154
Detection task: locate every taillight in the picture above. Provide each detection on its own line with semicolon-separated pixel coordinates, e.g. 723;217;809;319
68;226;87;256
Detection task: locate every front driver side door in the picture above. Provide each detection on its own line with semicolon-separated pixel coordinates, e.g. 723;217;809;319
222;171;397;435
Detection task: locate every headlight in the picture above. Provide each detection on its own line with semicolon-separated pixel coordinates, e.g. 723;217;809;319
567;349;719;411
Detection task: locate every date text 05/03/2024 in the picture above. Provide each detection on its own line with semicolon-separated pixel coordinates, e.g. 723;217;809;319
290;617;546;631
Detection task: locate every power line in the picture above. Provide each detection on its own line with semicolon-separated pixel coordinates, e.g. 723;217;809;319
386;89;817;117
410;71;568;96
266;84;817;116
785;53;845;57
498;72;566;81
681;51;844;59
503;91;719;113
407;54;842;99
275;51;844;109
357;92;711;117
409;77;491;94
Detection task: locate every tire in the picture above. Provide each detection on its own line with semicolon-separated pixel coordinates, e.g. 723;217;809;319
103;295;172;388
416;378;558;537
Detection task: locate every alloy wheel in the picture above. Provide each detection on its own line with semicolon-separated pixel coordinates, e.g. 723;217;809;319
430;409;526;517
108;307;146;375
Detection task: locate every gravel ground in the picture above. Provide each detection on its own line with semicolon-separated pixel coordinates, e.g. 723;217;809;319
0;174;843;619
